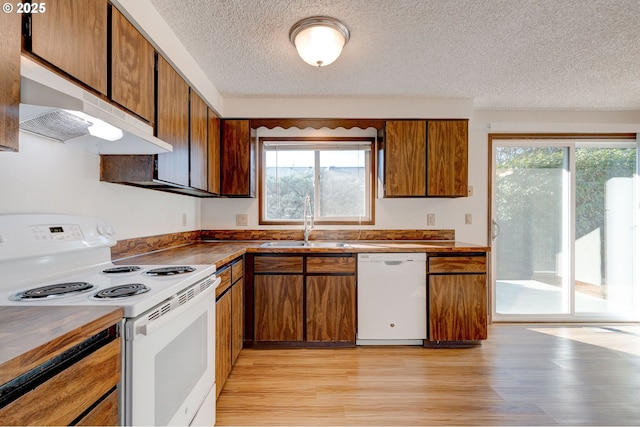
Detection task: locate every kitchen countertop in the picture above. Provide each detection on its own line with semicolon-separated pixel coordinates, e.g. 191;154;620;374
116;240;490;268
0;306;123;386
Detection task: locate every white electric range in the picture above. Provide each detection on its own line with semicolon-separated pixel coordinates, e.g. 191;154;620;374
0;213;219;426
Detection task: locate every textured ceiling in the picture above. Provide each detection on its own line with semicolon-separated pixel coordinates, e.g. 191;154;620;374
148;0;640;110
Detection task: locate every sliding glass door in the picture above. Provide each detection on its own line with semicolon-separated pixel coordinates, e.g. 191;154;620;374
491;137;638;321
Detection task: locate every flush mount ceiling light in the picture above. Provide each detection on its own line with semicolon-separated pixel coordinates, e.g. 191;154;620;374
289;16;350;67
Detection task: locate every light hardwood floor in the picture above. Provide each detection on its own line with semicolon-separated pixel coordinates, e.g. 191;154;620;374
216;324;640;426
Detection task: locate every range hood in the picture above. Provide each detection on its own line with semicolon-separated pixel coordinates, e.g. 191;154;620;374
19;56;172;154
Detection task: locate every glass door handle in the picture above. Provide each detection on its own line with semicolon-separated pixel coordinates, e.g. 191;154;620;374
491;219;501;240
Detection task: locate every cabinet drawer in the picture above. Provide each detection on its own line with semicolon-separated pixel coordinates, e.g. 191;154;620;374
0;338;120;426
232;259;244;281
429;256;486;273
254;256;303;273
216;267;232;298
306;256;355;274
76;388;119;426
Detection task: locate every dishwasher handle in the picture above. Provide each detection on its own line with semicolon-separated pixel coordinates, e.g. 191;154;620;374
383;260;404;266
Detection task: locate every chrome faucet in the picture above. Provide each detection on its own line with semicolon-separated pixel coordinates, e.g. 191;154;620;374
303;195;314;245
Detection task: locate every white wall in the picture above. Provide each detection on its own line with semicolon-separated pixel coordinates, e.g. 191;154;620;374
0;132;201;240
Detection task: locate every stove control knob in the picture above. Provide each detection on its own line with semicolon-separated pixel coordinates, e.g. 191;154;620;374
97;224;107;236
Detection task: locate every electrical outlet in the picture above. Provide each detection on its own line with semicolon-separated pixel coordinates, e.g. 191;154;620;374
427;213;436;226
235;214;248;226
465;213;472;225
468;185;474;197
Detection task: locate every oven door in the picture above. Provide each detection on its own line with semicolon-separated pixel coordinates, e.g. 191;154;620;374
124;277;218;426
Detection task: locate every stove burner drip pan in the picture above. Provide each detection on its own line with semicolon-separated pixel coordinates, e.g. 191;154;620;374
10;282;95;300
144;266;196;276
93;284;150;299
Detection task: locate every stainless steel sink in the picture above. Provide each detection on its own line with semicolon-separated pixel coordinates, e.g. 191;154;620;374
259;241;350;248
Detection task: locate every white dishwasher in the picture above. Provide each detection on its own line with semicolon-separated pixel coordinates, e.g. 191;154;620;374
357;253;427;345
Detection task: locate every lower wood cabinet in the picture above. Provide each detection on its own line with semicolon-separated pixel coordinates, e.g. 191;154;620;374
0;322;121;425
254;274;304;341
215;257;244;398
426;254;488;343
306;275;355;342
248;254;356;346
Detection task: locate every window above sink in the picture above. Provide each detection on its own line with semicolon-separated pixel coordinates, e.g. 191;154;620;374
259;136;374;226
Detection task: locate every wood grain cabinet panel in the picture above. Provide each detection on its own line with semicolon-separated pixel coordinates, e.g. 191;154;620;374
110;6;155;123
427;120;468;197
0;338;120;426
215;267;232;298
231;277;244;363
428;274;487;341
156;55;190;186
384;120;427;196
429;256;486;273
254;275;304;342
29;0;108;95
215;290;231;398
306;276;356;342
76;389;119;426
207;108;221;194
190;90;208;191
306;256;356;274
0;9;20;151
221;119;255;197
381;120;469;198
254;256;303;273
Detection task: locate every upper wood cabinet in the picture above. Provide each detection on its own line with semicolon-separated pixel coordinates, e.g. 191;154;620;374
207;108;221;194
156;55;190;187
427;120;468;197
27;0;108;95
380;120;468;198
384;120;427;196
221;120;256;197
190;90;208;191
110;6;155;123
0;10;20;152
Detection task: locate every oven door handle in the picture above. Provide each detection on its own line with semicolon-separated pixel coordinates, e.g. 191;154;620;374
137;278;218;337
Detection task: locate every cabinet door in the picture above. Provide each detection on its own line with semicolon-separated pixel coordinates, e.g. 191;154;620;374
231;277;244;363
207;108;221;194
111;6;155;123
254;275;303;341
427;120;468;197
190;90;208;191
428;274;487;341
0;10;20;152
215;290;231;398
29;0;107;95
221;119;255;197
384;120;427;196
156;55;189;186
306;276;356;342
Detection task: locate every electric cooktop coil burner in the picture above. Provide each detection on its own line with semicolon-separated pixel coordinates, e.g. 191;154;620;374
93;284;150;299
10;282;95;300
144;266;196;276
102;266;142;274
